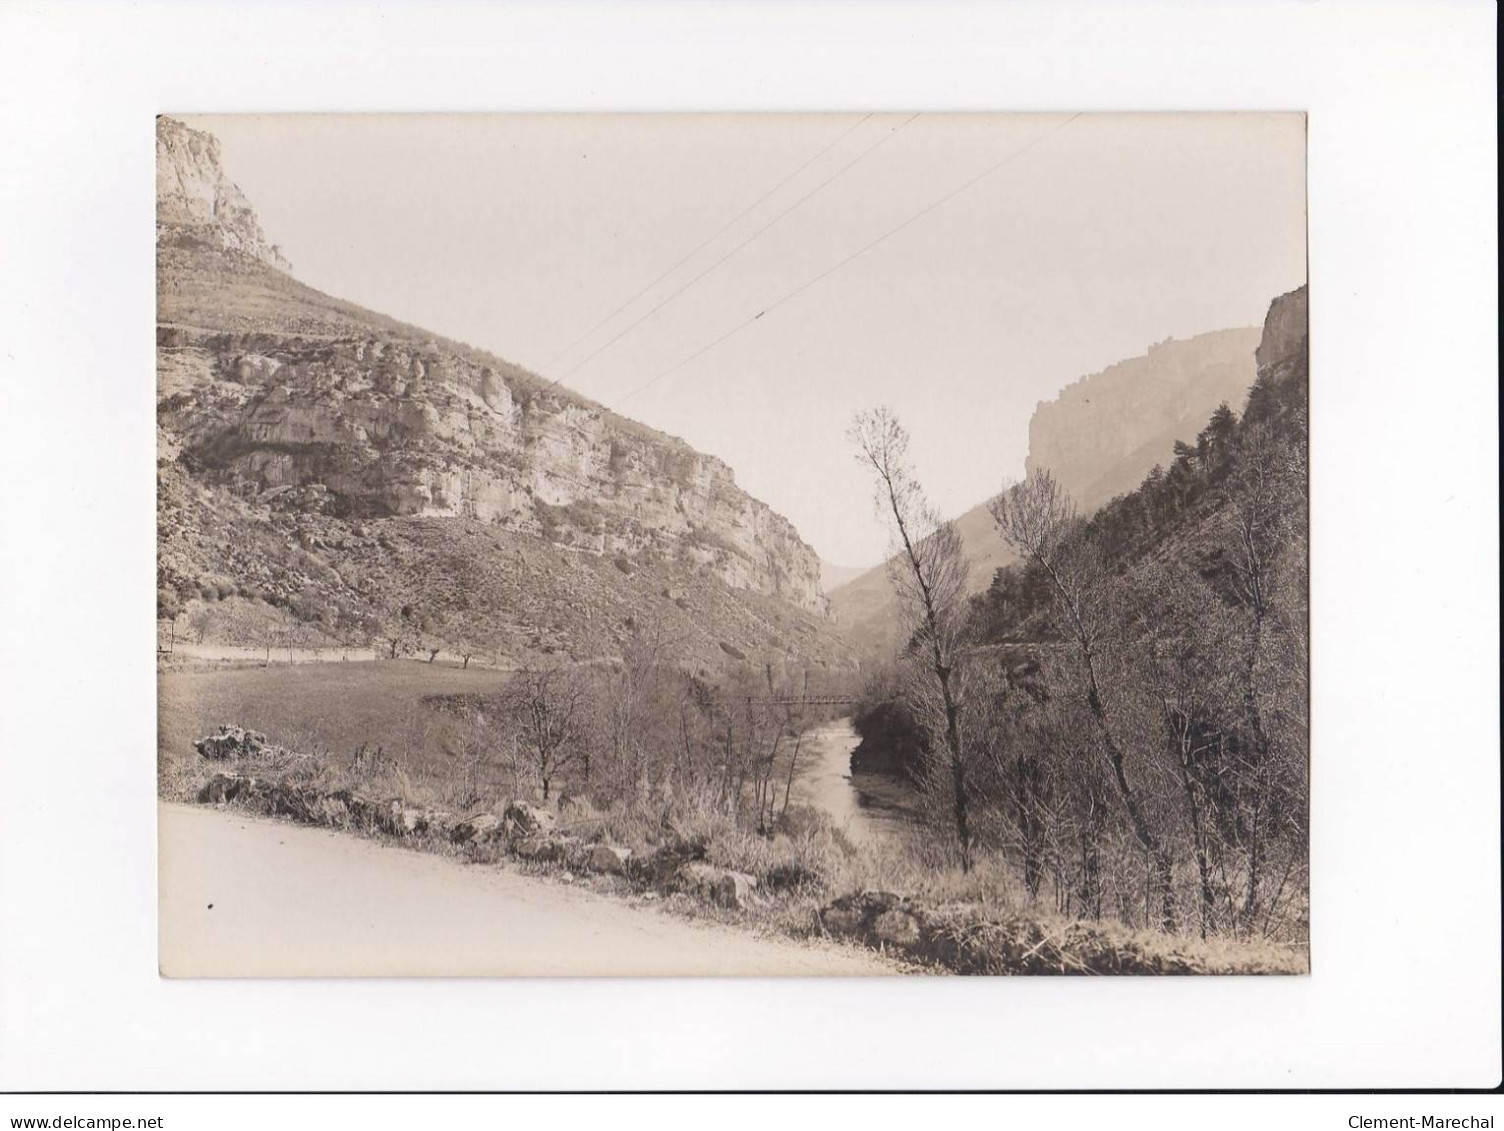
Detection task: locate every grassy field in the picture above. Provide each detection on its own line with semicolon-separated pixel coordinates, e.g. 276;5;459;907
158;659;505;775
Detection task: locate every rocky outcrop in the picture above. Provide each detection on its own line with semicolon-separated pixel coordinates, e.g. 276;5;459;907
676;861;758;910
502;800;556;837
1025;327;1261;512
449;813;503;844
157;116;291;270
587;844;632;875
155;116;826;615
514;833;586;865
194;724;274;761
1254;285;1309;389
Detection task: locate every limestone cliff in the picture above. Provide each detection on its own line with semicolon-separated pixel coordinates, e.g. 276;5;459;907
830;323;1270;655
1024;327;1261;512
156;116;826;619
157;116;291;271
1254;285;1309;390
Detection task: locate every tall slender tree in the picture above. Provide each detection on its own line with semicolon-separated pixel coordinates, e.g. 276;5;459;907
849;407;975;871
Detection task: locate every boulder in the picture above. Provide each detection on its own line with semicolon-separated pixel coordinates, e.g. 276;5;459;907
710;870;757;911
314;794;350;827
873;908;924;947
345;796;381;830
513;835;551;860
264;781;316;819
450;813;502;844
503;800;555;836
587;843;632;875
819;891;903;938
395;806;431;836
424;810;456;839
513;833;581;864
370;801;432;837
677;861;758;910
197;773;251;804
194;725;269;760
632;841;696;885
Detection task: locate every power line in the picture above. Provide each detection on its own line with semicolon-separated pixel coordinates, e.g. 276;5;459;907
547;113;919;387
538;114;874;374
617;112;1082;405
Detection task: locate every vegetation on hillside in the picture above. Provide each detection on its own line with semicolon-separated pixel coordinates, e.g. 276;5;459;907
157;462;853;673
850;288;1308;944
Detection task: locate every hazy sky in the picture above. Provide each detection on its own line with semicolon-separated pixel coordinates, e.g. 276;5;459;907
189;113;1306;567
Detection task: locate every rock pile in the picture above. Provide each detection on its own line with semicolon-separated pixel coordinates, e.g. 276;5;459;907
191;727;644;881
194;724;278;760
816;890;1304;975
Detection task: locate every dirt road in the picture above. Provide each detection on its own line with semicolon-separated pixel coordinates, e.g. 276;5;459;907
158;804;896;977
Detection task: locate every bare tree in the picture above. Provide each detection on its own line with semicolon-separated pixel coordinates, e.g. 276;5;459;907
959;659;1038;892
503;666;590;801
598;622;671;794
188;605;214;644
1126;559;1242;938
1214;431;1306;931
778;668;813;824
991;470;1177;929
849;407;975;871
378;605;416;660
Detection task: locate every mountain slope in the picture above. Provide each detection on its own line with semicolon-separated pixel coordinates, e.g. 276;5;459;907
156;116;852;670
819;560;869;592
828;328;1263;657
978;284;1308;642
826;501;1015;656
1024;326;1260;511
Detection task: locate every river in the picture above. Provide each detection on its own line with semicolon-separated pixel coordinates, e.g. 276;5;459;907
789;718;922;846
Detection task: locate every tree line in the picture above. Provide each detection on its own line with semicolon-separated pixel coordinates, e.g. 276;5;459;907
431;628;857;838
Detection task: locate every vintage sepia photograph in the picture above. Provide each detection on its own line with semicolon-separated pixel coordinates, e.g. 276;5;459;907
155;112;1309;977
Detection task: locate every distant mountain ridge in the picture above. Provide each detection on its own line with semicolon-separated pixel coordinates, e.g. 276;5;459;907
156;117;853;670
828;326;1265;656
819;560;870;592
1025;326;1260;512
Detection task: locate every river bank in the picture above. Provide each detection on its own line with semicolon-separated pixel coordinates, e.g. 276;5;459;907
789;718;923;847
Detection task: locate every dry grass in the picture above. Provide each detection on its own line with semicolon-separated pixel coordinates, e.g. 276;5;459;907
158;659;504;778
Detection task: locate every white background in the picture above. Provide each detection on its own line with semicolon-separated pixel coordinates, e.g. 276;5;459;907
0;0;1497;1094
